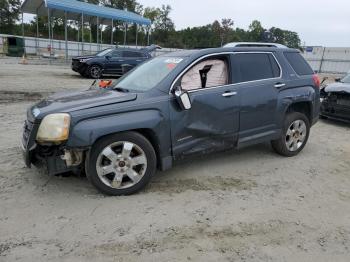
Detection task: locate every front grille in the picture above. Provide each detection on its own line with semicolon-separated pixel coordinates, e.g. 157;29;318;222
22;120;34;148
328;92;350;107
72;60;80;67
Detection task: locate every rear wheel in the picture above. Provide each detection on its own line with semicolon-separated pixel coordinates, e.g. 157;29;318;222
86;132;157;195
271;112;310;157
89;65;102;79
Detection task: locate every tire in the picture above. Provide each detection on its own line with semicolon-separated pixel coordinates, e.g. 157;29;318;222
88;65;103;79
85;132;157;196
271;112;310;157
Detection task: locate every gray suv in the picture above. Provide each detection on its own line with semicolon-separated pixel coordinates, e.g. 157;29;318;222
22;47;320;195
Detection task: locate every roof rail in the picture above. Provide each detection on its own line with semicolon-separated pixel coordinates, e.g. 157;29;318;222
223;42;287;48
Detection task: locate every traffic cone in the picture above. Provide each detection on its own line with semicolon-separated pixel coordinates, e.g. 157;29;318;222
20;53;28;65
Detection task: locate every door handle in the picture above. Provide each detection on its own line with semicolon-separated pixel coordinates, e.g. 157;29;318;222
222;91;237;97
118;59;125;62
274;83;286;88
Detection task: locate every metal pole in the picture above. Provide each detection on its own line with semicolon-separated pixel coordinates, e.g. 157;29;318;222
89;21;92;54
147;26;150;46
47;8;52;60
124;23;127;46
21;12;24;38
96;17;99;51
319;47;326;73
36;11;39;55
77;20;80;56
81;13;84;54
101;24;103;45
64;11;68;62
135;24;138;48
111;19;113;45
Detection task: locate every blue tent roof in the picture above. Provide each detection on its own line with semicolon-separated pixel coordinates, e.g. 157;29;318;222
22;0;151;26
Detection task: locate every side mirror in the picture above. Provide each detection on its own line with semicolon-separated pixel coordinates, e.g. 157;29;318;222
105;55;111;60
175;89;192;110
335;78;341;82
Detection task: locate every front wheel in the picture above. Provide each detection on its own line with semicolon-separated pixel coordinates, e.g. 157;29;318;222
85;132;157;196
88;65;102;79
271;112;310;157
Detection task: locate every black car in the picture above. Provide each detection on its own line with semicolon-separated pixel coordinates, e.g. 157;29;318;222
320;73;350;123
23;47;320;196
72;45;159;79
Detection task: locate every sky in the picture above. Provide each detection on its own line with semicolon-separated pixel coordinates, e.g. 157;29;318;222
138;0;350;47
23;0;350;47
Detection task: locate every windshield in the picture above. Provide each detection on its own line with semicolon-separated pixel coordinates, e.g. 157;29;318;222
341;74;350;83
115;56;185;92
96;49;113;57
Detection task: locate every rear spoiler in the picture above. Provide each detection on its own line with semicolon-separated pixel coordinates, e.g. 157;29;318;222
141;44;162;53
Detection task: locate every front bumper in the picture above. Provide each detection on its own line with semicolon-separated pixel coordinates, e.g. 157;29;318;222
321;101;350;123
71;61;86;74
21;120;79;175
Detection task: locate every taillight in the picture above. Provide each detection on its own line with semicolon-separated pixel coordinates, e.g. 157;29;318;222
313;74;320;88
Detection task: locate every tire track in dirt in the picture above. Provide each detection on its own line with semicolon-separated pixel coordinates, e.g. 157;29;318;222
145;176;257;194
0;91;51;103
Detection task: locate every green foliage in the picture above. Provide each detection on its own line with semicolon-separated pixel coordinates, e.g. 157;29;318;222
0;0;21;34
4;0;301;49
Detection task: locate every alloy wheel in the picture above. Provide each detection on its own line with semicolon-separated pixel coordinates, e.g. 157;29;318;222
285;120;307;152
90;66;102;78
96;141;147;189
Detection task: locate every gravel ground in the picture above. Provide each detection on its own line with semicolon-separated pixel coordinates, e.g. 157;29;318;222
0;61;350;262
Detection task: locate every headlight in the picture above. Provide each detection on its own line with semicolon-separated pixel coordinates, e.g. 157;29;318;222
36;113;71;143
80;58;91;63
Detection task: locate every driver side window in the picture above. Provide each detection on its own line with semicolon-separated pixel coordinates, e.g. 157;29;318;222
111;51;122;57
181;58;229;91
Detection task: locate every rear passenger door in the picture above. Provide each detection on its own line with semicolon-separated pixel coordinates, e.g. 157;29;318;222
122;51;147;72
231;52;283;147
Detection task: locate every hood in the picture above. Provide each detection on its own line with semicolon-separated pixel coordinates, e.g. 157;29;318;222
325;82;350;94
72;55;96;61
31;89;137;120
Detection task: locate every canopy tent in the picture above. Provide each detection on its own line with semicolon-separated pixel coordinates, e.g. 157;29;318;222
21;0;152;60
21;0;151;26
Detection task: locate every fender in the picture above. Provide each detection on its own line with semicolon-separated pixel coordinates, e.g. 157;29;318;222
66;109;169;151
277;85;318;125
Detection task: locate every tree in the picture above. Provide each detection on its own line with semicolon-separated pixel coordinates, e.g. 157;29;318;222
0;0;21;34
220;18;234;46
150;5;175;46
248;20;264;42
269;27;301;49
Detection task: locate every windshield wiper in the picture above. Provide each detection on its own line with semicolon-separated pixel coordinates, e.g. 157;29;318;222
113;87;130;93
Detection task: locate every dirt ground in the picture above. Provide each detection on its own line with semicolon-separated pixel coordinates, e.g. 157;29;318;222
0;60;350;262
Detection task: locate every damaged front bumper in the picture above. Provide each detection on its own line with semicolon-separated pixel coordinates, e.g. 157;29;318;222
320;93;350;123
22;145;85;176
21;120;85;175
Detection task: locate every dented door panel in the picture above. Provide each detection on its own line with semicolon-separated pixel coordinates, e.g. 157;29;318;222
170;86;240;159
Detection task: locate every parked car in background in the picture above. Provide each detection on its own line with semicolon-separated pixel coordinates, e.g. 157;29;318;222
23;47;320;196
71;45;160;79
320;73;350;123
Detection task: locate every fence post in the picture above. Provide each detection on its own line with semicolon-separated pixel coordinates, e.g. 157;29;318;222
319;47;326;73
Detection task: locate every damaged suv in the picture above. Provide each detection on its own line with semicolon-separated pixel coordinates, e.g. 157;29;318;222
320;73;350;123
22;47;320;195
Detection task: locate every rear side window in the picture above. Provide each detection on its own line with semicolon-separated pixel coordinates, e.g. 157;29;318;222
233;53;280;83
284;52;314;75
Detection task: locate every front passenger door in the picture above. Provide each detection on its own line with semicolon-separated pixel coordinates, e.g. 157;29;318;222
170;55;240;159
105;50;123;75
